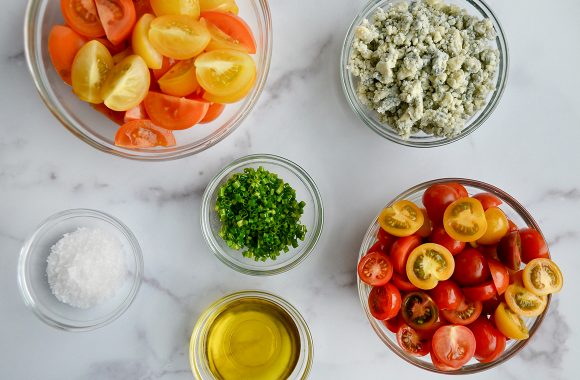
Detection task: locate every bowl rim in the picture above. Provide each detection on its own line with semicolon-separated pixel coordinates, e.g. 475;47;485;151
340;0;510;148
200;154;324;276
17;208;144;332
23;0;273;161
357;178;551;374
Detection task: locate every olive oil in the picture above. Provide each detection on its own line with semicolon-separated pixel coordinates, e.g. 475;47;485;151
206;297;301;380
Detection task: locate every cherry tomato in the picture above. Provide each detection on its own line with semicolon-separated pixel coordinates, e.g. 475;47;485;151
481;293;503;316
377;228;397;252
401;292;439;330
61;0;105;38
152;57;178;80
510;270;524;286
368;284;402;321
473;192;503;210
488;258;509;295
390;235;422;275
101;55;150;111
115;120;176;148
504;283;547;317
430;349;461;371
132;13;164;69
48;25;86;85
384;313;404;333
150;0;200;17
522;258;563;296
94;0;136;45
432;325;476;368
71;40;114;103
429;280;464;310
429;226;465;255
494;302;529;340
158;59;201;97
452;248;490;286
391;272;419;292
422;184;460;225
446;182;468;198
416;208;433;238
133;0;154;18
200;0;239;14
397;324;431;357
477;207;509;245
149;15;211;59
468;317;507;362
406;243;455;290
144;91;209;130
200;102;225;123
124;103;148;122
441;298;482;325
367;240;389;256
507;220;519;233
462;280;497;302
497;231;522;270
378;200;424;237
443;197;487;242
519;228;550;263
202;11;256;53
357;252;393;287
478;244;499;261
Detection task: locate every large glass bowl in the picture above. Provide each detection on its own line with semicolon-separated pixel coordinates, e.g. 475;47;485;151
357;178;551;374
340;0;509;147
24;0;272;161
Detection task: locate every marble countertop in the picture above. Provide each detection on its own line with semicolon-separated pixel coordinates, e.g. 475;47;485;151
1;0;579;379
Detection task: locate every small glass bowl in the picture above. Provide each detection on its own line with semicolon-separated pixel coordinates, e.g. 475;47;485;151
17;209;143;331
24;0;272;161
340;0;509;147
200;154;324;276
358;178;551;374
190;290;313;380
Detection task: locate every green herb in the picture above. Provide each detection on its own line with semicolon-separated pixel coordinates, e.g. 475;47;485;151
215;166;307;261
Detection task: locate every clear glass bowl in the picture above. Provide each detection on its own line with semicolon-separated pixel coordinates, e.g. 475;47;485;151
24;0;272;161
190;290;313;379
357;178;551;374
200;154;324;276
17;209;143;331
340;0;509;147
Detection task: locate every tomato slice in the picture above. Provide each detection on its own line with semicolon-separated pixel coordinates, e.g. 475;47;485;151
488;258;509;295
429;226;465;255
71;40;114;103
428;280;464;310
519;228;550;264
200;0;239;13
94;0;136;45
522;258;563;296
441;298;482;325
61;0;106;38
443;197;488;242
477;207;509;245
473;192;503;210
115;120;176;148
430;349;461;371
468;317;506;362
152;57;178;80
462;281;497;302
494;302;529;339
149;15;211;59
504;283;547;317
201;11;256;53
48;25;86;85
368;284;401;321
391;272;419;292
143;91;210;130
150;0;200;17
432;325;476;368
378;200;424;237
200;102;225;123
101;55;150;111
401;292;439;330
124;102;148;122
497;231;522;270
159;59;200;97
397;324;431;357
384;313;404;334
132;13;164;69
406;243;455;290
390;235;422;275
422;184;461;225
357;252;393;287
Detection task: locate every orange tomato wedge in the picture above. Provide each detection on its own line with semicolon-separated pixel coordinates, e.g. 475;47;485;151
48;25;86;85
94;0;136;45
115;119;176;148
124;102;148;122
158;59;200;97
143;91;209;130
61;0;105;38
200;102;225;123
201;11;256;53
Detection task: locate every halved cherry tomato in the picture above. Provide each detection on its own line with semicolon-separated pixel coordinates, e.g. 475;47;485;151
497;231;522;270
378;200;424;237
101;55;150;111
477;207;509;245
94;0;136;45
432;325;476;368
430;226;465;255
92;103;124;125
115;120;176;148
488;258;509;295
149;15;210;59
522;258;563;296
401;292;439;330
473;192;503;210
199;102;225;123
132;13;163;69
158;59;200;97
422;184;460;225
468;317;506;362
443;197;487;242
391;272;419;292
406;243;455;290
200;0;239;13
416;208;432;238
504;283;547;317
519;228;550;263
452;248;490;286
429;280;464;310
368;284;401;320
446;182;468;198
367;240;390;256
430;349;461;371
384;313;403;333
390;235;422;275
441;298;482;325
357;252;393;287
48;25;86;85
494;302;529;339
202;69;256;103
151;0;200;17
377;228;397;254
124;102;148;122
202;11;256;53
478;244;499;261
462;280;497;302
481;293;503;316
61;0;105;38
152;57;178;80
144;91;209;130
133;0;154;18
397;324;431;357
71;40;114;103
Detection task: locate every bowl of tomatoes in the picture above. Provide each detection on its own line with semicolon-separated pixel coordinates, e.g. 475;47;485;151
357;179;564;373
24;0;272;160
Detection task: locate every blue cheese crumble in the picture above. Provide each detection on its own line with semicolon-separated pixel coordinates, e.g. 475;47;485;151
347;0;499;139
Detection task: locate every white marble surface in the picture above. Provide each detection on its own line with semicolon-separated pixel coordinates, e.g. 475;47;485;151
1;0;580;379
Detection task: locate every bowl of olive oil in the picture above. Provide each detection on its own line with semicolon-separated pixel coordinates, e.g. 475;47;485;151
190;291;313;380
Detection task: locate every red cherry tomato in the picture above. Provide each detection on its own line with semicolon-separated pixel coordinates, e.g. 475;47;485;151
519;228;550;263
429;280;465;310
446;182;468;198
390;235;422;275
441;298;482;325
452;248;491;286
396;324;431;357
430;226;466;255
377;228;397;252
432;325;476;368
366;240;389;256
462;280;497;301
468;317;507;362
422;184;460;224
368;283;402;320
477;244;499;261
357;252;393;286
430;349;461;371
416;317;447;339
384;313;404;333
473;192;503;210
487;258;509;295
481;293;503;316
507;220;519;233
497;231;522;270
391;272;419;292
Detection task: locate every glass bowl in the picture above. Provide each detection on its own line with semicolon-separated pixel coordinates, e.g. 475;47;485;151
357;178;551;374
340;0;509;147
200;154;324;276
17;209;143;331
24;0;272;161
190;290;313;379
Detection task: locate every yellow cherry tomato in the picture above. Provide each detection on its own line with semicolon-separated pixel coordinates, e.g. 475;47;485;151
200;0;238;13
523;258;563;296
149;15;210;60
494;302;529;340
504;283;547;317
150;0;200;18
71;40;113;104
132;13;163;69
416;208;432;238
158;59;200;97
477;207;509;245
443;197;488;242
378;200;424;237
406;243;455;290
202;18;250;53
101;55;150;112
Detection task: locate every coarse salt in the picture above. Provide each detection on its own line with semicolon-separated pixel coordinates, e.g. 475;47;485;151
46;227;127;309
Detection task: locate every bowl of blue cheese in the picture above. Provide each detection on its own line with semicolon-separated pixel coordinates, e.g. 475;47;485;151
340;0;508;147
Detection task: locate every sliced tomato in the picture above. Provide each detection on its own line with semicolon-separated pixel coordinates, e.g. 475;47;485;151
367;240;390;256
478;244;499;261
61;0;106;38
101;55;150;111
406;243;454;290
446;182;468;198
132;13;164;69
377;228;396;248
510;270;524;286
357;252;393;287
152;57;178;80
150;0;200;17
481;293;503;316
124;102;148;122
115;119;176;148
429;226;465;255
71;39;114;103
201;11;256;53
368;284;401;321
416;208;433;238
522;258;563;296
149;15;211;59
519;228;550;263
200;102;225;123
473;192;503;210
443;197;488;242
504;283;547;317
429;280;464;310
95;37;128;54
507;219;519;233
477;207;509;245
452;248;490;286
159;59;200;97
390;235;422;275
401;292;439;330
488;258;509;295
391;272;419;292
200;0;239;13
441;298;482;325
430;349;461;371
422;184;461;225
462;281;497;302
384;313;404;333
378;200;424;237
468;317;506;362
432;325;476;368
94;0;136;45
48;25;86;85
494;302;529;340
497;231;522;270
397;324;431;357
143;91;209;130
